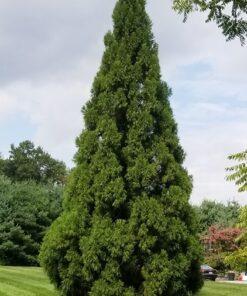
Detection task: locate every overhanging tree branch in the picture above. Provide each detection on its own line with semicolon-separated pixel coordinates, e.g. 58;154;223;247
173;0;247;45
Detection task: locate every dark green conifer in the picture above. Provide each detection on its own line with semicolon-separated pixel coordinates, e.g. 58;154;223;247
40;0;203;295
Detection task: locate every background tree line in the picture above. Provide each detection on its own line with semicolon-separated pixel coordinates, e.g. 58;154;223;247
197;150;247;273
224;150;247;272
0;1;245;294
0;140;67;185
0;140;246;272
0;141;68;266
194;199;241;272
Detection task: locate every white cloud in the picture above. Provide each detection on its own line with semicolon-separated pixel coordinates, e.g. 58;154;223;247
0;91;18;121
0;78;90;164
181;120;247;205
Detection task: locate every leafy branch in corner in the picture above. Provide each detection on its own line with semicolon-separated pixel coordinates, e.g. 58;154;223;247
173;0;247;45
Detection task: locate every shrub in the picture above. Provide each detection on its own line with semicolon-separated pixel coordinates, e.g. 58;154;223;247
0;176;62;266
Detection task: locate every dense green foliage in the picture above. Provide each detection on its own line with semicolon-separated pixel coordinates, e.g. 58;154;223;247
40;1;203;295
0;155;4;175
195;199;241;271
202;226;242;271
227;150;247;192
224;246;247;271
224;206;247;271
0;176;62;266
194;200;240;233
224;151;247;271
2;141;67;185
0;266;58;296
173;0;247;44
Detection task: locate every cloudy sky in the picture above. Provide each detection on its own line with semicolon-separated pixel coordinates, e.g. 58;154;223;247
0;0;246;205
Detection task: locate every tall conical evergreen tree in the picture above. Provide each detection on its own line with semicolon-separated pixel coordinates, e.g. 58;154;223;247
40;1;203;295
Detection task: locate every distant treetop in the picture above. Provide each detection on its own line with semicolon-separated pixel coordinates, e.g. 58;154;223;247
2;141;67;185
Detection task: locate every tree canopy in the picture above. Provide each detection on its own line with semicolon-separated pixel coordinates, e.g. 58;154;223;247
40;0;203;295
0;176;63;266
224;206;247;271
0;155;4;175
2;141;67;185
194;199;241;271
224;152;247;271
226;150;247;192
202;225;243;271
194;199;240;233
173;0;247;44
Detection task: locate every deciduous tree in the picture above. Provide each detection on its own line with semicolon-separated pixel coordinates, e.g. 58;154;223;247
227;150;247;192
173;0;247;44
201;226;242;271
224;206;247;271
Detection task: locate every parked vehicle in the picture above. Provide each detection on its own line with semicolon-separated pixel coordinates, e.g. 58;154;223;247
239;272;247;281
201;264;218;281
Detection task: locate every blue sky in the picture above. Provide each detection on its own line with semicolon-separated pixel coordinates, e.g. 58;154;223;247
0;0;246;204
0;116;35;156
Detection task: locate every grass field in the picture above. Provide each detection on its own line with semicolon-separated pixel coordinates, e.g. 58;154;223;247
0;266;57;296
0;266;246;296
198;281;247;296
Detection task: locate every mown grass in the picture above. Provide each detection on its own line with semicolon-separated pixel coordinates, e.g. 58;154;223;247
0;266;246;295
198;281;247;296
0;266;57;296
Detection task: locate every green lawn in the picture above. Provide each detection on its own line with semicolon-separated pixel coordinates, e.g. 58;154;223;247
198;281;247;296
0;267;246;296
0;266;57;296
